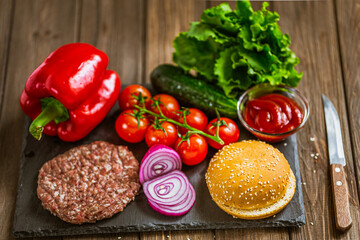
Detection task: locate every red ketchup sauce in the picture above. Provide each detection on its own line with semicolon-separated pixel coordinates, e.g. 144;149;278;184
244;94;304;141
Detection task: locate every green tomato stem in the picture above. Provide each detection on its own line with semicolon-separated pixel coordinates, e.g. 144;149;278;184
134;105;224;145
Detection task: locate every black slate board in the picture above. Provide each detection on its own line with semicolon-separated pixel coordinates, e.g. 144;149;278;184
13;105;305;238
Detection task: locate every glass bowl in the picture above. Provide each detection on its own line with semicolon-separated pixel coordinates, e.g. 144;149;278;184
237;83;310;142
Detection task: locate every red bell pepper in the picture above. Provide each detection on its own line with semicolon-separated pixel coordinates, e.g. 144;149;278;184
20;43;121;142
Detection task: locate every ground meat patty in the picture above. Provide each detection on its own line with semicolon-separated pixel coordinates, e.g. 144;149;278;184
37;141;140;224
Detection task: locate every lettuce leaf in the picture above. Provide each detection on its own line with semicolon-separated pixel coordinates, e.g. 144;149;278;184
172;0;302;98
173;32;220;80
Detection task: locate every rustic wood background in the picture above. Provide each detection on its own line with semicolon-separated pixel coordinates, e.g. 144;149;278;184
0;0;359;239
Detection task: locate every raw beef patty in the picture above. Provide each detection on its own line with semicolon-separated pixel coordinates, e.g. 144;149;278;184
37;141;140;224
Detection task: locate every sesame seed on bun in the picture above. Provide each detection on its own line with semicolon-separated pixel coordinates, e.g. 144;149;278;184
205;140;296;219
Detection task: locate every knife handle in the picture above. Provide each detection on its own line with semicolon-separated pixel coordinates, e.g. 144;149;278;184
330;164;352;231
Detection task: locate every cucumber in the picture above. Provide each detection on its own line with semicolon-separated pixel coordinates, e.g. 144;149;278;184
150;64;238;119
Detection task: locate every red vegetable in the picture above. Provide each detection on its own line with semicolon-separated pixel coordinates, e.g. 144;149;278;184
205;117;240;149
139;145;182;185
20;43;120;142
115;109;150;143
176;108;208;135
145;121;178;148
143;170;195;216
147;184;195;216
147;94;180;119
118;85;152;111
175;134;208;166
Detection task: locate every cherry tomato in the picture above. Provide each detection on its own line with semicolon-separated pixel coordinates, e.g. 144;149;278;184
115;109;150;143
175;134;208;166
145;121;178;148
176;108;208;135
147;94;180;119
205;117;240;149
118;84;152;111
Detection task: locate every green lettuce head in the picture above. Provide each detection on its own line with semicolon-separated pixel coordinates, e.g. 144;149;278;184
173;0;302;98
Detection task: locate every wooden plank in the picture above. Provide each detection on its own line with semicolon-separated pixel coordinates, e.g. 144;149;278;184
171;230;214;240
141;230;214;240
71;1;145;239
216;228;289;240
0;0;13;114
0;0;80;239
65;233;139;240
145;0;206;84
79;0;145;85
272;0;360;239
335;0;360;200
144;1;213;239
203;2;287;240
140;231;167;240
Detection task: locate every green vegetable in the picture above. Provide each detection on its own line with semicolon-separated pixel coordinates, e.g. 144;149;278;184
173;0;302;98
150;64;238;119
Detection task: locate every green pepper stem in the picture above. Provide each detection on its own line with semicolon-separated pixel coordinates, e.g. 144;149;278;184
29;98;68;140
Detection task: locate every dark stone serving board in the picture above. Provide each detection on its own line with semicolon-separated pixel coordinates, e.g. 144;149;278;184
13;105;305;238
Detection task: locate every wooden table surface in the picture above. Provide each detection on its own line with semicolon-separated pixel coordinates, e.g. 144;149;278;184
0;0;359;239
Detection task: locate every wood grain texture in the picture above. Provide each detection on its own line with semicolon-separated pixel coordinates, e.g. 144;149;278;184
0;1;80;240
202;2;290;239
335;0;360;203
143;1;214;239
0;0;13;114
0;12;12;236
65;233;139;240
0;0;359;239
145;0;206;83
79;0;145;85
63;1;145;239
140;231;167;240
272;0;360;239
330;164;352;232
198;2;289;239
216;228;289;240
170;230;214;240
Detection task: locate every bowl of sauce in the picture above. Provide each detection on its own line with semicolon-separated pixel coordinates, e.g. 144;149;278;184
237;84;309;142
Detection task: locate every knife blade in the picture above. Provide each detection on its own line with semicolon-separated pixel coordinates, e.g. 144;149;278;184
322;94;352;231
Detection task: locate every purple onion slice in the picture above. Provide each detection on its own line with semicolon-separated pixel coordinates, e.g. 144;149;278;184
139;144;181;185
151;183;195;212
143;170;196;216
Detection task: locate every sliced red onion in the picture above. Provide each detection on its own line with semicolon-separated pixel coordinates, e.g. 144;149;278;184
150;184;195;213
143;170;196;216
143;170;188;204
139;144;181;185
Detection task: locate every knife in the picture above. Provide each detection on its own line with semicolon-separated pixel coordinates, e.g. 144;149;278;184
322;94;352;231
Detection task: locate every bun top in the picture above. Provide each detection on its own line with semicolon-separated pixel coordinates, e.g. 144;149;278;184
206;140;292;210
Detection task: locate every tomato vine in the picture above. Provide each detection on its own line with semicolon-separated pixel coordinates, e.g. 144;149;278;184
133;94;224;145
